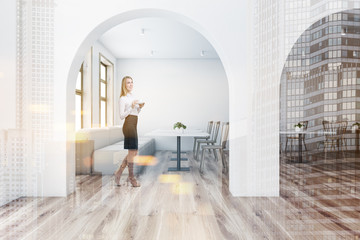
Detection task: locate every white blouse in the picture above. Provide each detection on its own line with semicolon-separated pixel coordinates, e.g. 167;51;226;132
118;92;142;120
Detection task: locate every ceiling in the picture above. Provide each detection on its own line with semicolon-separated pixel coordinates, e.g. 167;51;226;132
98;17;219;59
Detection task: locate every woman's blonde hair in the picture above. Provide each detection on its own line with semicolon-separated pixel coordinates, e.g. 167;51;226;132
120;76;133;97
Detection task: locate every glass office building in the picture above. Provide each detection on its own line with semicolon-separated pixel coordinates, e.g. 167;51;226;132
280;9;360;150
15;0;55;196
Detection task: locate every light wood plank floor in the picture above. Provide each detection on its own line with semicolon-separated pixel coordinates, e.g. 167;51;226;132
0;150;359;239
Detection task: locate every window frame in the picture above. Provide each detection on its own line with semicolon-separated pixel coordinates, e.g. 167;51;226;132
75;64;84;130
99;61;107;127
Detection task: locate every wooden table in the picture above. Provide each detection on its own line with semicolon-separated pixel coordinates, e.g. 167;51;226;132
280;131;308;163
280;130;336;163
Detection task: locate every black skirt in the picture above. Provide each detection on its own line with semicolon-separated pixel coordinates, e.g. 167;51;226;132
123;115;138;150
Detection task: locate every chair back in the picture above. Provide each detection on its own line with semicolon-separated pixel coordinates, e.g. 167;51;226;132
322;120;336;136
337;120;347;135
218;122;230;149
211;121;221;142
322;120;347;137
322;120;329;131
206;121;214;134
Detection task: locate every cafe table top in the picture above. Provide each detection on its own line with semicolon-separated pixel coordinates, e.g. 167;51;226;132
145;129;210;137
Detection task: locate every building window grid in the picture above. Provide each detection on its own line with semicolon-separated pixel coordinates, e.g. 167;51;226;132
281;9;360;146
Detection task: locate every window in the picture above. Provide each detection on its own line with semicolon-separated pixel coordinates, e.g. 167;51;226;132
75;65;83;131
99;62;107;127
342;102;355;110
343;90;355;98
324;104;337;112
324;92;337;100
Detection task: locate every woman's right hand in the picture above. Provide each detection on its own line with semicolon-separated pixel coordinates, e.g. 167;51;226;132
132;100;139;108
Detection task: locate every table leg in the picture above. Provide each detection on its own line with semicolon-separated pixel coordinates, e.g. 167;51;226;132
168;136;190;171
356;130;359;157
299;133;302;163
177;136;181;170
171;139;187;162
287;133;308;164
356;130;359;152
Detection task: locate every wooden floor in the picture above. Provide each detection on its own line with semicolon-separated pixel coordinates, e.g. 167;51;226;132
0;150;359;240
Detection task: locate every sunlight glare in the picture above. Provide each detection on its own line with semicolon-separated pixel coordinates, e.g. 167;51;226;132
171;182;194;195
134;155;158;166
158;174;181;183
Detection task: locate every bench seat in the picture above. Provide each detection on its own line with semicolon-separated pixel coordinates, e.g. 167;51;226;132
75;126;155;175
93;137;155;174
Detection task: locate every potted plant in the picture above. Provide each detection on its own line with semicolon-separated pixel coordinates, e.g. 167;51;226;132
352;122;360;132
173;122;187;133
294;122;304;132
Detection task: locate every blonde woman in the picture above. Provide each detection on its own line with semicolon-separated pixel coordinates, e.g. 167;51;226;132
114;76;144;187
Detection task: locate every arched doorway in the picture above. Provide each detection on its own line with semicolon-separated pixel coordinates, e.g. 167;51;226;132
279;9;360;211
66;9;230;193
280;9;360;157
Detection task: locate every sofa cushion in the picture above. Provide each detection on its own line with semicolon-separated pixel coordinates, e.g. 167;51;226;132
108;126;124;145
75;126;125;150
138;137;156;156
76;128;110;150
93;137;155;175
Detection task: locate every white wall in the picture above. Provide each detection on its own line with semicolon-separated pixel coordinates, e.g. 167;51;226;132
116;59;229;150
0;0;17;206
82;49;93;129
1;0;355;203
0;1;16;129
37;0;356;197
56;1;261;197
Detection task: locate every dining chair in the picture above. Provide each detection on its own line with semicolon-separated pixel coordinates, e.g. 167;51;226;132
199;122;229;173
285;121;308;152
322;120;347;151
195;121;221;161
193;121;213;153
338;120;348;151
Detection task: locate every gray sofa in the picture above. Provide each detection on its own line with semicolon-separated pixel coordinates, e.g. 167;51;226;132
75;126;155;175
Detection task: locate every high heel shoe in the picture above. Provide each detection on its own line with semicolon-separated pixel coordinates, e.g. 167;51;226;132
126;177;141;187
114;157;127;186
127;162;140;187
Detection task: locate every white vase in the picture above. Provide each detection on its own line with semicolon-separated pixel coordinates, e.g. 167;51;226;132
174;128;185;133
352;125;359;133
295;127;301;132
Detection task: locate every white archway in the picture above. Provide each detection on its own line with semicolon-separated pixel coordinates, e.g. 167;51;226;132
65;8;231;194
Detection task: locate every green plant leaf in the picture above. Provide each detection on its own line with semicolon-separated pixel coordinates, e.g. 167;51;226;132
173;122;186;129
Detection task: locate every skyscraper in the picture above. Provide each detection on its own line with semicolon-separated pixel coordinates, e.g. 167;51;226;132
15;0;55;196
280;9;360;150
0;129;28;206
0;130;7;205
